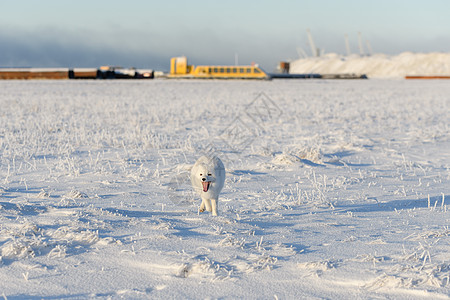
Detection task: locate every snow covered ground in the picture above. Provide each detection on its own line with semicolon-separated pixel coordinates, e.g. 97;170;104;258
290;52;450;78
0;79;449;299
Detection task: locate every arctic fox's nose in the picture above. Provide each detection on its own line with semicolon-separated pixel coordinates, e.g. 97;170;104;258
202;178;206;181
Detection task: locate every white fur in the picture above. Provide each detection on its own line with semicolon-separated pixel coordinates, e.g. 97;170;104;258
190;156;225;216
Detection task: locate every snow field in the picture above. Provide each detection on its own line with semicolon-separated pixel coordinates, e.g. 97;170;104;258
0;79;449;299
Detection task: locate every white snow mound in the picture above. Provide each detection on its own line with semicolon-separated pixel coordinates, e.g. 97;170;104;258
290;52;450;78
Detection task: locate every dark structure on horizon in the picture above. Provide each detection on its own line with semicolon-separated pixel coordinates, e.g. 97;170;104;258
0;67;154;80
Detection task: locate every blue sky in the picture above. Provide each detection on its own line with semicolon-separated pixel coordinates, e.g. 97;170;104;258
1;0;449;70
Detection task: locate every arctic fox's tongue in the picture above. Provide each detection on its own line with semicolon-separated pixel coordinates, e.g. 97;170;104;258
202;181;210;192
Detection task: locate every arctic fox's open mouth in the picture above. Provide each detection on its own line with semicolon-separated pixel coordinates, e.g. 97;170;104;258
202;181;210;192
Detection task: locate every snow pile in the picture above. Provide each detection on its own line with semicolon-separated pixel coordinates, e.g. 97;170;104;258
290;52;450;78
0;80;449;299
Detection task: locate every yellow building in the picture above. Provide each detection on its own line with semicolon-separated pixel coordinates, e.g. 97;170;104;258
168;56;269;80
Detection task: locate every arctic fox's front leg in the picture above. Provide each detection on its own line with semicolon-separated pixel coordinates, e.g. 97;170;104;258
199;199;206;213
201;197;212;213
211;199;218;216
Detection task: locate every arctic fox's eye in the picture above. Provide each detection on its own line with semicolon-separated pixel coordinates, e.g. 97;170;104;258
199;174;202;176
208;173;212;176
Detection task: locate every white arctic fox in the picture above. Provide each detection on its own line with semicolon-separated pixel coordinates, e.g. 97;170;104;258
190;156;225;216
